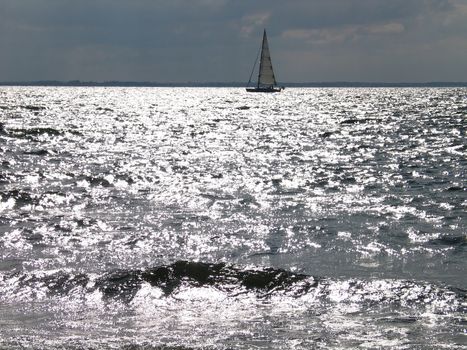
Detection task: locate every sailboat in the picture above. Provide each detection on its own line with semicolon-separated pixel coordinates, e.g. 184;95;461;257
246;29;284;93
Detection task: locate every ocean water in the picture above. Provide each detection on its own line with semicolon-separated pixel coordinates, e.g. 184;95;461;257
0;86;465;349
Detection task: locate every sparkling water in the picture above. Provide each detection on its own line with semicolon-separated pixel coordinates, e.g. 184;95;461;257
0;87;465;349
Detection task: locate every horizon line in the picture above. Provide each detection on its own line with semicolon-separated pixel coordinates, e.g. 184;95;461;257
1;80;467;88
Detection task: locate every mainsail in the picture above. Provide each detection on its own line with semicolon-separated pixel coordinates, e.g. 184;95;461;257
258;30;276;87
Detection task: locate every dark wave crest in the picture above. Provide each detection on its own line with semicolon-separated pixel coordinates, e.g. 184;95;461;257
97;261;315;301
2;261;465;312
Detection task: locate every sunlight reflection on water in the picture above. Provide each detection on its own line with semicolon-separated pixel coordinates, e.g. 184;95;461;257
0;87;465;349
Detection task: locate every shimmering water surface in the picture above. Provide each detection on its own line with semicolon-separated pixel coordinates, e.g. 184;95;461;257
0;87;466;349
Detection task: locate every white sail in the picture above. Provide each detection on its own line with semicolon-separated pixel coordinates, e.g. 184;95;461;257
258;30;276;87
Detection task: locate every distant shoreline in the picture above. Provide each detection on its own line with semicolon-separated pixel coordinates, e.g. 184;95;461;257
1;81;466;88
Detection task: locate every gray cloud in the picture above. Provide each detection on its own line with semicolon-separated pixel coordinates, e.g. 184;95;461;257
0;0;465;82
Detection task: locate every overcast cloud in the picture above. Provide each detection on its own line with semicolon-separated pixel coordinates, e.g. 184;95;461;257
0;0;466;82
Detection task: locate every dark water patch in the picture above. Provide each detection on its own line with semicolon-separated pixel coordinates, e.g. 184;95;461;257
23;149;49;156
97;270;142;302
171;164;189;173
0;172;12;184
0;258;23;272
13;271;90;297
74;217;98;228
76;175;114;188
43;273;89;296
0;190;39;206
429;235;466;247
63;128;84;137
340;118;377;125
340;119;360;125
449;287;467;302
200;193;235;202
237;266;312;293
165;261;312;294
53;223;73;233
446;186;464;192
21;105;46;111
237;105;250;110
115;174;134;185
379;316;419;324
89;176;111;188
274;187;307;196
239;194;260;207
23;230;44;243
96;107;114;112
7;127;63;139
320;131;334;138
342;176;357;184
0;215;9;225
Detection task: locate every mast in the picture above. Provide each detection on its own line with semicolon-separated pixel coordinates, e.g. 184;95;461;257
257;29;277;88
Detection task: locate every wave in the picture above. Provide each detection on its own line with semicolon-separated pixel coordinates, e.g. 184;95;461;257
1;261;464;312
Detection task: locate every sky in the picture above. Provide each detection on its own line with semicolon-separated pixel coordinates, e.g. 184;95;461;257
0;0;466;83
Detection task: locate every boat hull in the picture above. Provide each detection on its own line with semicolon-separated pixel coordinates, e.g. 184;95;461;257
246;87;283;93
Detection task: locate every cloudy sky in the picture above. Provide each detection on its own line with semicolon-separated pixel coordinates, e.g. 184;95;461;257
1;0;466;82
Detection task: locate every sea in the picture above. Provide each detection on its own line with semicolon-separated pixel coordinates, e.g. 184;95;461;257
0;86;465;349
